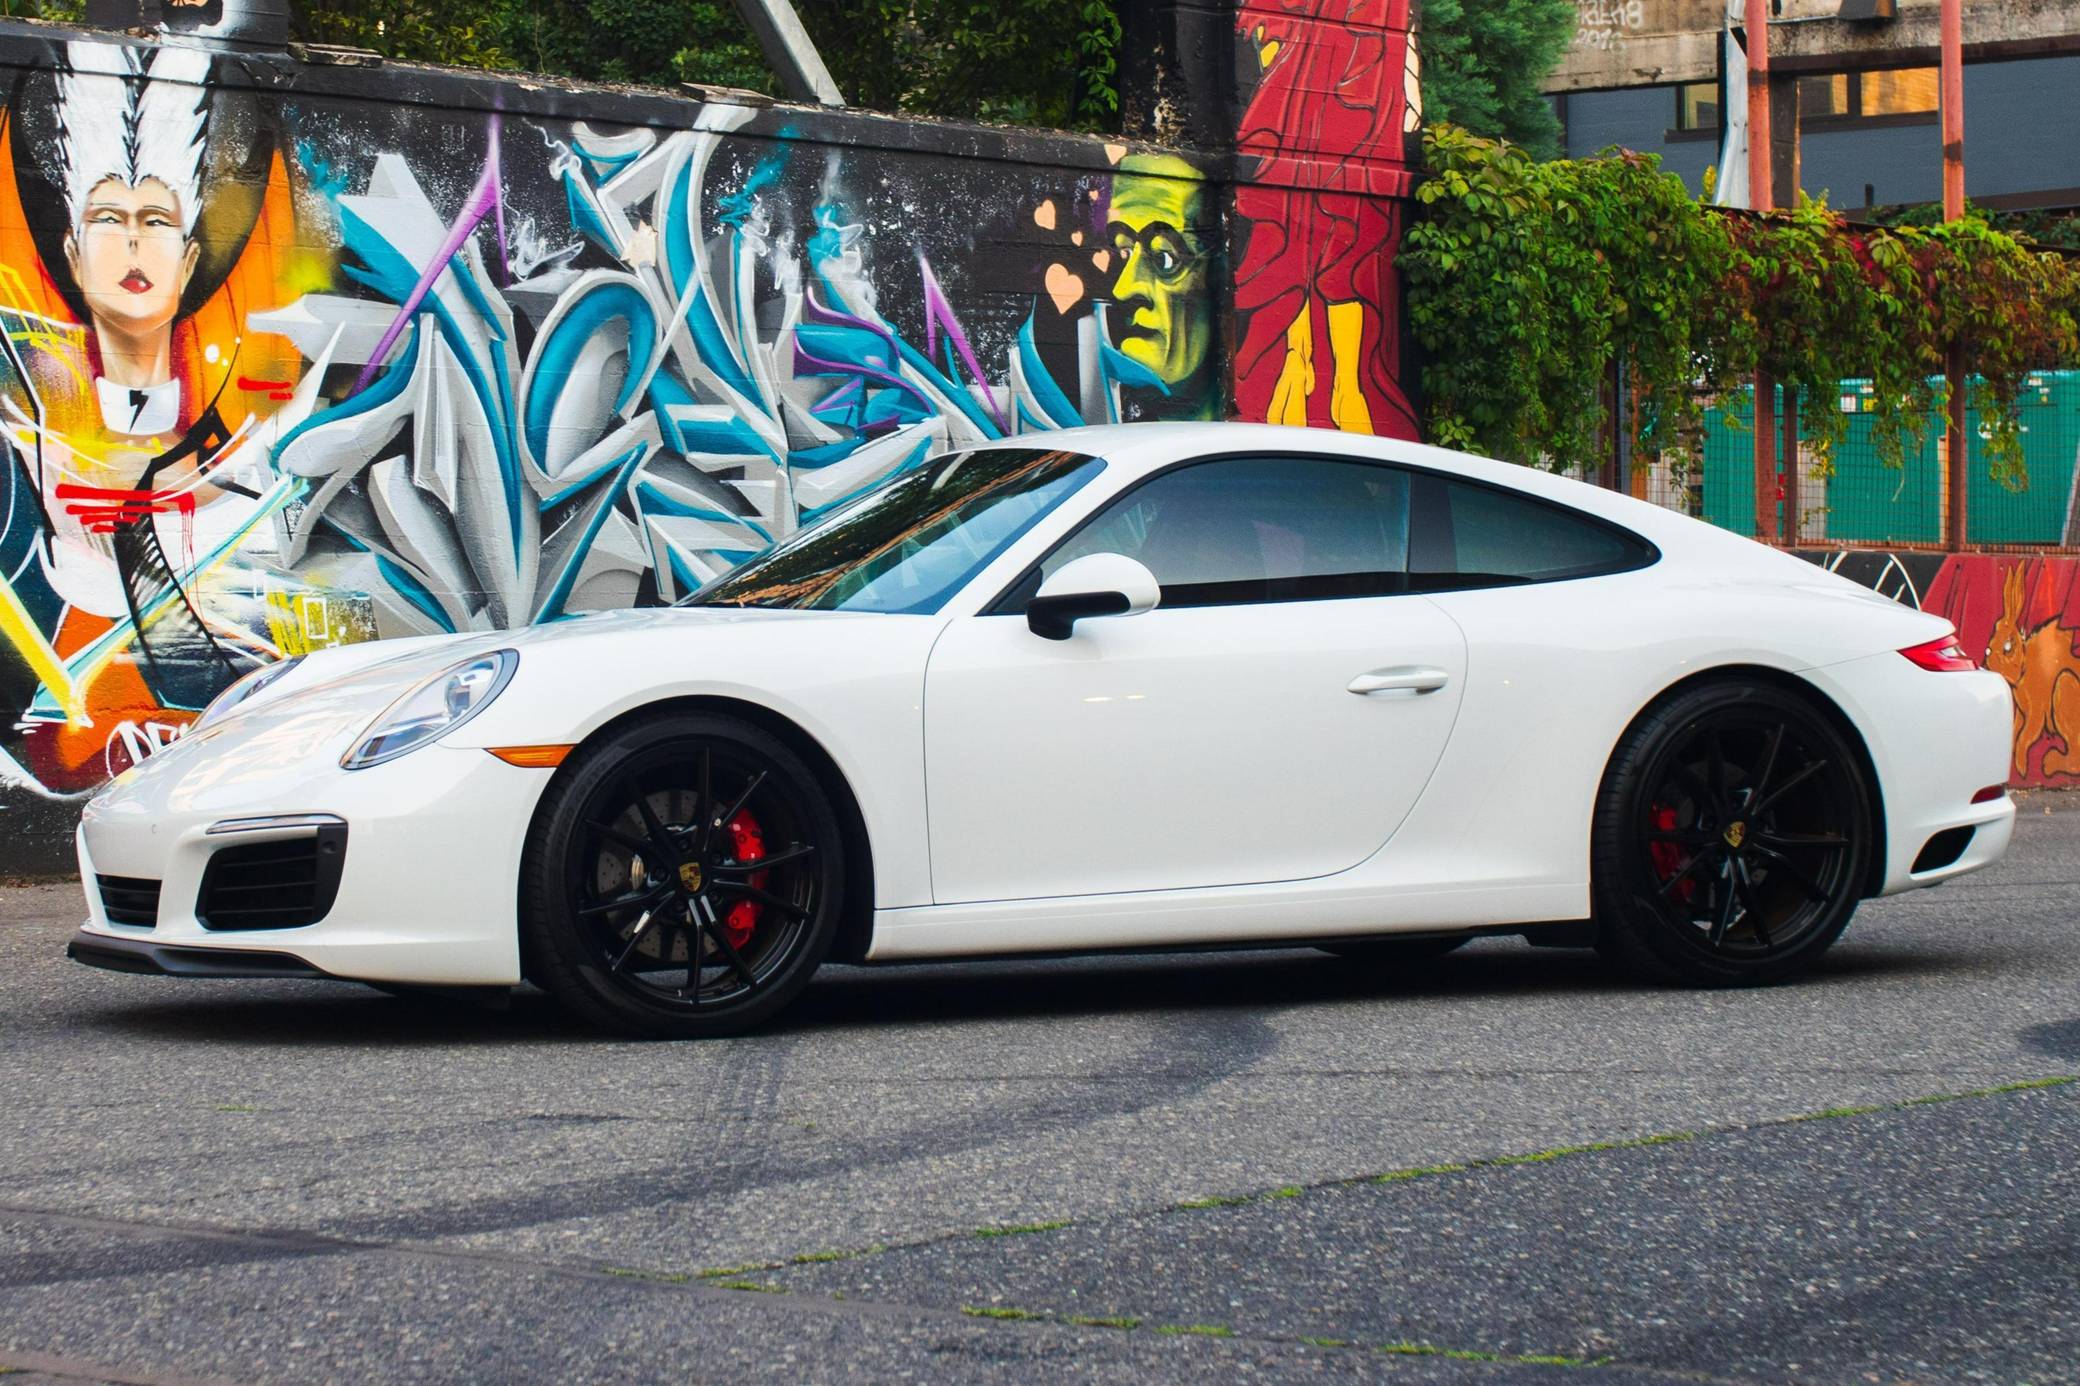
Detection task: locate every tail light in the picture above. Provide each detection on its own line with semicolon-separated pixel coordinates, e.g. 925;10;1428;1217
1899;633;1977;672
1972;785;2007;804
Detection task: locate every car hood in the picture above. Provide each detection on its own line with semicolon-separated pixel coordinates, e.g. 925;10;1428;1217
106;607;895;796
275;606;868;685
272;605;897;703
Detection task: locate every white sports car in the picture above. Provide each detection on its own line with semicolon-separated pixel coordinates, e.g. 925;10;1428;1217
68;423;2016;1037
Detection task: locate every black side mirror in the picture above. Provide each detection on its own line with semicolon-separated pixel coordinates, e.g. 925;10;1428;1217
1024;553;1161;641
1028;589;1132;641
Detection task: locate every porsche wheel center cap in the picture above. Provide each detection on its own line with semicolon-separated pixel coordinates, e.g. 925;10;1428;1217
678;861;704;893
1722;821;1747;851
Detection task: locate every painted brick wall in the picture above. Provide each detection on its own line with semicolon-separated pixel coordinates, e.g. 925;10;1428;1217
0;7;1423;871
1804;552;2080;788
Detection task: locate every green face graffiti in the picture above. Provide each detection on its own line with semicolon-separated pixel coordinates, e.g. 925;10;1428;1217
1108;155;1210;390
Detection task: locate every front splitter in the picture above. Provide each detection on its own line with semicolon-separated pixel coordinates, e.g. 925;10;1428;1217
67;929;335;981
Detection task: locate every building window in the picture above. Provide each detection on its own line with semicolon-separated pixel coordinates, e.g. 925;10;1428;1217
1860;67;1939;117
1798;74;1852;120
1676;81;1720;132
1800;68;1939;125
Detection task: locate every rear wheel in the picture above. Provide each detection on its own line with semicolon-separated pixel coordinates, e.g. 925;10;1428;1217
520;712;844;1037
1592;681;1874;986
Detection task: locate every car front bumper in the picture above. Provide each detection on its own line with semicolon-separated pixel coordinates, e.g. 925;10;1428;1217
73;742;547;986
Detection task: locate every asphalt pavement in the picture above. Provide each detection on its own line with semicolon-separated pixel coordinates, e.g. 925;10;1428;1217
2;794;2077;1383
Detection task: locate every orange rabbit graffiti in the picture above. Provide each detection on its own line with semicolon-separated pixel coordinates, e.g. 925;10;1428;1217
1983;564;2080;780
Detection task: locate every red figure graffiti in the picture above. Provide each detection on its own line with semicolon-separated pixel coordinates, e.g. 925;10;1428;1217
1231;0;1421;440
1930;556;2080;786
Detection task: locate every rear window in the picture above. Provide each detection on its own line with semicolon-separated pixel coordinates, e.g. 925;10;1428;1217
1408;473;1654;590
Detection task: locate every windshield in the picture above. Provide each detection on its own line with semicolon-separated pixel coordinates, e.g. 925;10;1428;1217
685;448;1105;613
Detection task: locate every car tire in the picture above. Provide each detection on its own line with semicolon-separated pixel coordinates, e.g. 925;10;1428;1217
1592;679;1875;987
520;710;845;1038
1317;936;1470;964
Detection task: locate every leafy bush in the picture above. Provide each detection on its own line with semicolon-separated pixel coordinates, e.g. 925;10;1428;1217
1405;125;2080;487
289;0;1120;131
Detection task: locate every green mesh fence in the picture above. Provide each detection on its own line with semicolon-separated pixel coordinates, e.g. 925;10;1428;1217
1697;373;2080;548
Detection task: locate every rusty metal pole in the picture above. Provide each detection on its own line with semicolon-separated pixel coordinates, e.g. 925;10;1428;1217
1942;0;1969;550
1747;0;1778;543
1781;389;1801;544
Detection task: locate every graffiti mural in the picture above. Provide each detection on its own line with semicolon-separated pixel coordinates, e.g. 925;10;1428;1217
0;40;321;793
1230;0;1422;440
1809;551;2080;787
0;31;1227;819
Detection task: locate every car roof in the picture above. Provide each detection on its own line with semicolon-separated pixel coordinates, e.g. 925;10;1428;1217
964;422;1765;570
973;421;1601;495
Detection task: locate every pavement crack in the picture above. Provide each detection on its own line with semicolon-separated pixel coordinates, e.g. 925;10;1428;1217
0;1204;961;1330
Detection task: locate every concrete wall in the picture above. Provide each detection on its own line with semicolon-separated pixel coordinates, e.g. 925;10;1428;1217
1550;0;2080;93
1562;54;2080;205
0;5;1424;871
1803;552;2080;789
1557;0;1726;92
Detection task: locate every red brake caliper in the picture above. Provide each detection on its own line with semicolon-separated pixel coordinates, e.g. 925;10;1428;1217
1648;803;1697;905
722;809;767;948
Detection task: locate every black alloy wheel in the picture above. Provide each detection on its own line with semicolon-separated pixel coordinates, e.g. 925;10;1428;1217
521;712;844;1037
1592;681;1874;986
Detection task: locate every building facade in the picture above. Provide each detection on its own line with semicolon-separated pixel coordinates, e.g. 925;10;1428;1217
1552;0;2080;212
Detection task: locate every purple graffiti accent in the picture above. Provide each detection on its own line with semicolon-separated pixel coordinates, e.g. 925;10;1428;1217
798;291;939;418
349;118;507;396
490;114;511;289
917;255;1010;434
814;376;864;414
792;340;916;437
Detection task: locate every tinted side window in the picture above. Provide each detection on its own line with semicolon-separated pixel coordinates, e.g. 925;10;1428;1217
1408;474;1652;590
1037;457;1411;608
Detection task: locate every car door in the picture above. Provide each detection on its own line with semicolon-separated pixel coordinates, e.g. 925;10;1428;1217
922;454;1470;904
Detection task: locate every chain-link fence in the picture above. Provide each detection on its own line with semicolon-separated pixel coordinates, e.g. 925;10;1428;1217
1664;373;2080;550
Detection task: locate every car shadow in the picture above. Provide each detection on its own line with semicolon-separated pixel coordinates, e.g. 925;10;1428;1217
2019;1016;2080;1061
776;938;1967;1033
88;984;602;1046
82;937;1970;1048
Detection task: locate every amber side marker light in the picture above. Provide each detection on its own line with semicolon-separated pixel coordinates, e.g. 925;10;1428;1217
487;745;575;768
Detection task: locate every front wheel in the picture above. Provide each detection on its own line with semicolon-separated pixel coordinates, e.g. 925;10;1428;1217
520;712;845;1038
1592;681;1875;987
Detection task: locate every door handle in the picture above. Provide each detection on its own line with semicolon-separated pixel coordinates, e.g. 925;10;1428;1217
1348;666;1450;697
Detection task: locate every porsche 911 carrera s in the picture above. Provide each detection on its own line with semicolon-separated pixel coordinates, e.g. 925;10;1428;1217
67;423;2016;1036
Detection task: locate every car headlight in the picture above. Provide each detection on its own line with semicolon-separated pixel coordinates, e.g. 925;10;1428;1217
195;657;304;730
341;650;519;770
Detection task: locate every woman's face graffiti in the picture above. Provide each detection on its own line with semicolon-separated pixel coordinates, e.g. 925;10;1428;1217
64;177;199;343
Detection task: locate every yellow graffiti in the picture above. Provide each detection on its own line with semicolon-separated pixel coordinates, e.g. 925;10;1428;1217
262;588;357;657
1253;23;1282;69
1269;301;1315;427
0;574;86;725
1263;300;1381;435
0;270;91;391
1326;300;1375;435
5;415;135;474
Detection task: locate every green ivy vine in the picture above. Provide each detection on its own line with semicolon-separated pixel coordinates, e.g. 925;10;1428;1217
1404;125;2080;489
